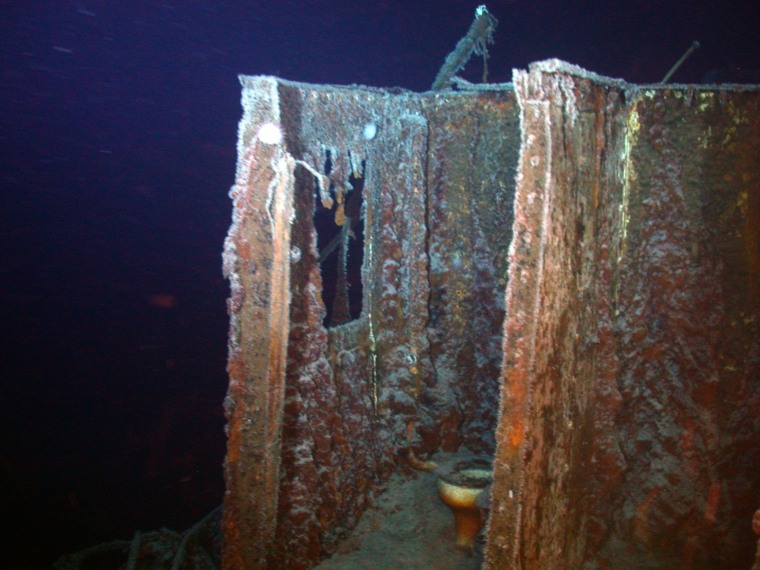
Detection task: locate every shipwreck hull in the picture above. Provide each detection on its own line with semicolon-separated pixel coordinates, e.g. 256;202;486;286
222;61;759;569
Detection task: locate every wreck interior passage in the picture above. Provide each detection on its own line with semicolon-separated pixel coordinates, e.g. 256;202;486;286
222;61;759;569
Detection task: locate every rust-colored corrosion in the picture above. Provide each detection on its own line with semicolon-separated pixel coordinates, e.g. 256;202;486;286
223;77;517;569
424;90;519;456
223;63;759;569
486;60;760;569
222;77;296;569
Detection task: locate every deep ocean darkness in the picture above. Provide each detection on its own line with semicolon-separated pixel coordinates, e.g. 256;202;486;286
1;1;758;568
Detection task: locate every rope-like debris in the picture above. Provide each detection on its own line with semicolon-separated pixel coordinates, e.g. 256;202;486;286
170;505;223;570
54;505;222;570
431;5;499;91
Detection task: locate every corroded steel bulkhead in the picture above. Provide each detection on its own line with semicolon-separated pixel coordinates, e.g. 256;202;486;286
223;61;759;569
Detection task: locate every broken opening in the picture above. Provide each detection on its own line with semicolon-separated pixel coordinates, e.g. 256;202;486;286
314;152;365;327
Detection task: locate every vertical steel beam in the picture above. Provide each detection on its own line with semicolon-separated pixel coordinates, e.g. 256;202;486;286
223;77;295;570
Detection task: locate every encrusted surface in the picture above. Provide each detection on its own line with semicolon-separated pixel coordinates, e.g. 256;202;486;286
224;78;515;569
603;85;760;569
421;91;519;455
224;64;759;570
222;76;295;570
486;62;760;569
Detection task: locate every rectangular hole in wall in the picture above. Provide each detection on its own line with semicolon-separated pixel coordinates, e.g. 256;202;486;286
314;152;365;328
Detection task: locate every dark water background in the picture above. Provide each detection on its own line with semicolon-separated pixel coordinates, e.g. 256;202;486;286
1;1;758;567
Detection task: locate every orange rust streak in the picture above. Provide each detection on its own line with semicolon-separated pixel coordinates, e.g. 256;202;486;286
509;418;524;450
265;154;293;447
704;481;721;525
226;414;242;464
504;366;528;452
633;487;661;544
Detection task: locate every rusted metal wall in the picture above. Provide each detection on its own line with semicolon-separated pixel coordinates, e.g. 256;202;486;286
422;90;519;456
224;63;759;570
486;60;760;569
271;82;426;570
223;77;518;569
